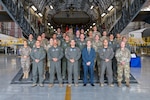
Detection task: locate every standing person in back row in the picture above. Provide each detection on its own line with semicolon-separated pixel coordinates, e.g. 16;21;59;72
30;40;46;87
98;39;114;87
61;35;70;79
65;39;81;87
27;34;35;48
115;41;131;87
82;40;96;86
48;39;64;88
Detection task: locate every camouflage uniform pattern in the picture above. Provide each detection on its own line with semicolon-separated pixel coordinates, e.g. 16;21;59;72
19;46;31;73
92;31;101;38
92;40;102;75
115;48;131;82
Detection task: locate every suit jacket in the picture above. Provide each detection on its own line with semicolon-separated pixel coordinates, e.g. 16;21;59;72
82;47;96;66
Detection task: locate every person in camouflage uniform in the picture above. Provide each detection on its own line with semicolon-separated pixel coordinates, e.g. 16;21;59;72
46;38;54;71
115;41;131;87
19;40;31;79
92;34;102;76
100;31;109;42
41;33;48;79
86;31;94;41
92;26;101;38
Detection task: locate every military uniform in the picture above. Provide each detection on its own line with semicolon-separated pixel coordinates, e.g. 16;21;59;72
92;40;102;76
48;46;63;84
27;39;36;48
46;44;53;69
98;47;114;85
19;46;31;78
100;36;109;42
41;38;49;78
77;40;86;78
61;41;70;79
41;38;48;49
65;47;81;85
93;31;101;38
115;48;131;84
30;47;46;85
108;40;117;78
86;37;93;42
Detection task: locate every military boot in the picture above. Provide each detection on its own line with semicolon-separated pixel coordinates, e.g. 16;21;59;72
23;73;26;79
26;72;29;79
126;81;130;87
118;82;122;87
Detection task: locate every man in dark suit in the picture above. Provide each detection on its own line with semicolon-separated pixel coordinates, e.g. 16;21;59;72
82;40;96;86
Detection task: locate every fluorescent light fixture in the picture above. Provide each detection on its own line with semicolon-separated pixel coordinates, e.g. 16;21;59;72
87;29;89;31
31;5;37;11
101;13;106;17
51;26;53;29
54;29;56;31
90;26;92;28
50;5;53;9
48;23;51;26
108;5;113;11
93;23;96;26
90;5;94;9
38;13;43;17
141;6;150;11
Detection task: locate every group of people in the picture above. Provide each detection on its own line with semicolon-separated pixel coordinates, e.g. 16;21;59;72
19;26;131;88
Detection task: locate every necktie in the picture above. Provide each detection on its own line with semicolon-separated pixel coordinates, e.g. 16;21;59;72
88;48;90;54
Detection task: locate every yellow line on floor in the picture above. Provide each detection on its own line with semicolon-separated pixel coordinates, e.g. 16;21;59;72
65;85;71;100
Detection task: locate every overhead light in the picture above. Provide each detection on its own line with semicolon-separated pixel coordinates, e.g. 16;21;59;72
90;5;94;9
38;13;43;17
54;29;56;31
87;29;89;31
31;5;37;11
108;5;113;11
50;5;53;9
141;6;150;11
101;13;106;17
51;26;53;29
93;23;96;26
90;26;92;28
48;23;51;26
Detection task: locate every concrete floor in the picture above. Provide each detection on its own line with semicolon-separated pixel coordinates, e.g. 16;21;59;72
0;54;150;100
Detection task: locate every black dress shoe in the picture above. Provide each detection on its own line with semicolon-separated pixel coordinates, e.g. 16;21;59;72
91;84;95;86
83;84;86;86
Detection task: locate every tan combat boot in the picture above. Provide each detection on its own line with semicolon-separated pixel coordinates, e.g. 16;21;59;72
23;73;26;79
49;84;54;88
59;84;63;87
118;82;122;87
25;72;29;79
126;81;130;87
